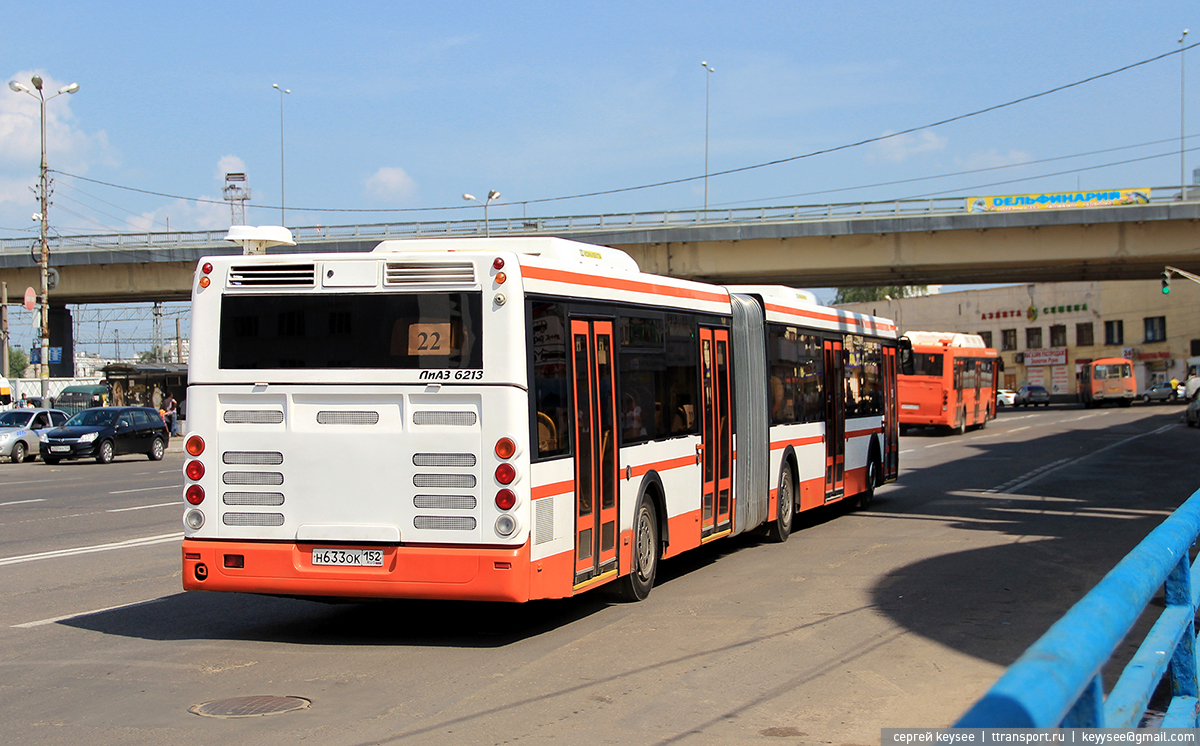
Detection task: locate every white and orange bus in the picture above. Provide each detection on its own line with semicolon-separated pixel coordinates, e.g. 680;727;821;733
179;237;899;603
1078;357;1135;407
897;331;1000;434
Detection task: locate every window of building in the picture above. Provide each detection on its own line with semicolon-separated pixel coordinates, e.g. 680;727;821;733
1144;316;1166;343
1105;320;1124;346
1049;325;1067;348
1076;322;1094;347
1001;329;1017;351
1026;327;1043;350
977;331;993;348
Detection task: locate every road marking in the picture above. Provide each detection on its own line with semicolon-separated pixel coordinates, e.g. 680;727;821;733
13;598;166;629
0;477;87;487
0;499;46;507
924;442;954;449
106;502;178;513
988;424;1176;494
899;449;915;454
0;532;183;567
108;485;178;495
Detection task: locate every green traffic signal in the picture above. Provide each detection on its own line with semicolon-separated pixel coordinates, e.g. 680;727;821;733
1161;271;1171;294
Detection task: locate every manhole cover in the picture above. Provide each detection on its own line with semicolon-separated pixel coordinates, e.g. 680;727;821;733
189;695;311;718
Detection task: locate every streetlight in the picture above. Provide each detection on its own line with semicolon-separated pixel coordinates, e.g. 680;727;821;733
884;294;904;335
273;83;291;225
1181;30;1189;199
463;190;501;237
8;74;79;397
701;61;715;212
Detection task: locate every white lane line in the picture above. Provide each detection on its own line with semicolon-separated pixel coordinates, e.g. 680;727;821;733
0;477;86;487
108;485;178;495
106;502;178;513
0;499;46;507
990;424;1176;494
899;449;915;454
13;598;166;629
1008;426;1031;433
924;442;955;449
0;532;183;567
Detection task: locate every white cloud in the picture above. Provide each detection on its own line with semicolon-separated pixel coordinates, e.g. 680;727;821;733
215;155;247;182
867;130;947;163
364;166;417;203
0;71;108;173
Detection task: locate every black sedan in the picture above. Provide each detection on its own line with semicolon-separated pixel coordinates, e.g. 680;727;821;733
39;406;169;464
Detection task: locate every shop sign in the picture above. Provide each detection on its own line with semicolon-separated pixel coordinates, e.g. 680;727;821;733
1137;351;1171;360
1024;348;1068;366
1040;303;1088;315
981;309;1026;320
967;189;1150;212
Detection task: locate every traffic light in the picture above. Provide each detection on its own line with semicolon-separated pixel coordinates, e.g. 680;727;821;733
1162;271;1171;294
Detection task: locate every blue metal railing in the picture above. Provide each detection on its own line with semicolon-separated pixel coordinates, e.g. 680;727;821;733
955;486;1200;729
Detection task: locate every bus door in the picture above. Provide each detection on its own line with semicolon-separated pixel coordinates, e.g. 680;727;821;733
882;345;899;481
570;319;619;585
823;339;845;499
699;327;733;537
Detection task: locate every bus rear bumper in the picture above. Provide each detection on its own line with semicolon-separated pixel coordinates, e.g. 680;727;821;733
182;538;533;603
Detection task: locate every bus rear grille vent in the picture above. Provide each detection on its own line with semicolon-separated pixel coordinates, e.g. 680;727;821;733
413;453;476;467
414;495;477;510
223;451;284;465
229;263;316;287
223;471;285;486
535;498;554;545
385;262;475;285
413;474;476;489
223;512;286;527
316;411;380;425
224;410;284;424
412;411;477;426
414;516;477;531
223;492;285;506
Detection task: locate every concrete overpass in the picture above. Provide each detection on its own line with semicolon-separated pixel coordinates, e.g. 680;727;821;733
1;190;1199;305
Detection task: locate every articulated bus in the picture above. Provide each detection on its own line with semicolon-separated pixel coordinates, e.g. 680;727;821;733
898;331;1000;434
180;237;899;603
1078;357;1135;407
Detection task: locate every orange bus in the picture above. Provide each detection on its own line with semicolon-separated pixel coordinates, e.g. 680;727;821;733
898;331;1000;434
1078;357;1135;407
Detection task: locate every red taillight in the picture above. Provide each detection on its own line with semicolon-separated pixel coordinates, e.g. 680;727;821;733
495;463;516;485
495;489;516;510
494;437;516;460
186;435;205;456
202;262;213;274
493;257;504;270
185;460;205;481
186;485;205;505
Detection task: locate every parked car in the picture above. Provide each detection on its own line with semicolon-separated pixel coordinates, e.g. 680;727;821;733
1188;393;1200;428
1014;385;1051;407
0;408;68;463
1140;382;1180;403
996;389;1016;407
39;406;168;464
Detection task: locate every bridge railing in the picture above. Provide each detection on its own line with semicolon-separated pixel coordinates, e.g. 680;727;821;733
1;186;1194;258
954;486;1200;729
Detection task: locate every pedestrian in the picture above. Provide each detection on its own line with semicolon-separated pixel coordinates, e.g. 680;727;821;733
162;392;178;436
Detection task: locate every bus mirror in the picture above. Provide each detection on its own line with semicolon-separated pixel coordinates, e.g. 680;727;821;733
898;338;914;376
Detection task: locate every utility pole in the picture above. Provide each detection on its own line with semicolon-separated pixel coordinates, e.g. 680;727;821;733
1;282;9;378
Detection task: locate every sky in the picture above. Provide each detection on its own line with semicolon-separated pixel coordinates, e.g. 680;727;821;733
1;1;1197;357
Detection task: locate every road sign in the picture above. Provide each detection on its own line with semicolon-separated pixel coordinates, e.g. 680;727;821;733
23;287;35;311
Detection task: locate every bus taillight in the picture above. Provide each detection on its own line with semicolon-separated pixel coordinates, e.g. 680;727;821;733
186;435;205;456
495;463;516;485
495;489;516;511
495;437;516;460
185;460;205;481
492;257;504;270
186;485;205;505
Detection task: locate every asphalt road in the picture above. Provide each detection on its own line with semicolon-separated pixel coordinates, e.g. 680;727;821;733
0;403;1197;745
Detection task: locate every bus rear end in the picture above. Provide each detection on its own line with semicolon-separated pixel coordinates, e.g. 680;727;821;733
180;247;537;602
1082;358;1135;407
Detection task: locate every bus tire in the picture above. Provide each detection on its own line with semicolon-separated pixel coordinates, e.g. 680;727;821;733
767;463;794;543
617;496;659;602
858;457;879;510
951;410;965;435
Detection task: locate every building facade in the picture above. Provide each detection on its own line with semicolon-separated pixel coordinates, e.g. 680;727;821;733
838;279;1200;399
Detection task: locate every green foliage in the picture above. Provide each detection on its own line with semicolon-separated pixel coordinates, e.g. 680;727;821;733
8;346;28;379
833;286;927;304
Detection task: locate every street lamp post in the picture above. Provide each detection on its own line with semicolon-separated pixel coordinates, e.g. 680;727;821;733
462;190;501;237
273;83;291;225
1181;30;1189;199
701;61;715;213
8;75;79;397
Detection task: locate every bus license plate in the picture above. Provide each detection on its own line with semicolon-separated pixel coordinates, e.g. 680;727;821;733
312;548;384;567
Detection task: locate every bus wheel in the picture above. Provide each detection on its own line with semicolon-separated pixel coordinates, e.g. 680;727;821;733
859;458;878;510
767;464;794;543
617;496;659;602
951;411;965;435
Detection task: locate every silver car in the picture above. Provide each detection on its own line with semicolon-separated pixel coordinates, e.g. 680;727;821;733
0;408;69;463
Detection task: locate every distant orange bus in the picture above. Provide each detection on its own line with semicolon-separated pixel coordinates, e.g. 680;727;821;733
899;332;1001;434
1078;357;1135;407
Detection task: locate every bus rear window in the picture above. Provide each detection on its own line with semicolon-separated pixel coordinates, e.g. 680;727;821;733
219;293;482;369
910;353;943;376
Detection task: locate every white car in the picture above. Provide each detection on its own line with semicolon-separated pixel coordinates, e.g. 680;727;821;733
996;389;1016;407
0;408;69;463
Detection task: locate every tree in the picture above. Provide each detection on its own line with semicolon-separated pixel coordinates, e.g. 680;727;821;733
8;346;29;379
833;285;927;305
